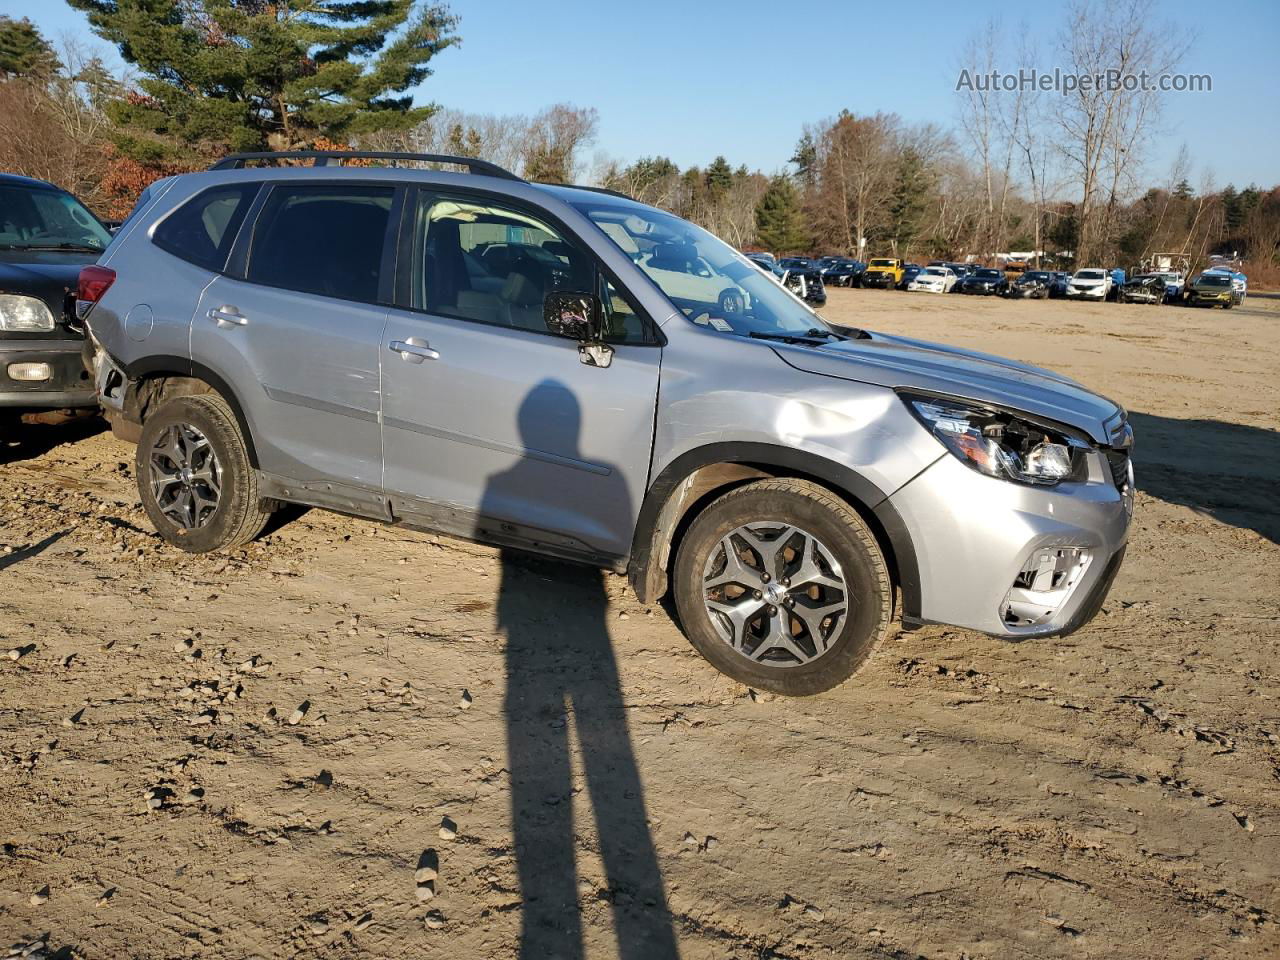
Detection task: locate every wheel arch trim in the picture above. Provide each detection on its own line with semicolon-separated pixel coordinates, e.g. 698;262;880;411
628;442;921;619
121;354;260;468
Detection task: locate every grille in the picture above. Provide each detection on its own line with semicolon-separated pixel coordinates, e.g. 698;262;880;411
1104;449;1130;491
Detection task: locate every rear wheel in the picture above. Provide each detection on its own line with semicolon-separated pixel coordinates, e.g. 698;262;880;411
673;479;892;696
136;394;269;553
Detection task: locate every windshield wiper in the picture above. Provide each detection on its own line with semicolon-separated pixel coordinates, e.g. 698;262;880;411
749;330;835;345
8;242;105;253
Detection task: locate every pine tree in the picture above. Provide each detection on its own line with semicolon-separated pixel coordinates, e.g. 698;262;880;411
887;147;930;253
704;156;732;199
754;177;808;254
1172;179;1194;201
1221;185;1241;231
0;16;59;78
67;0;459;159
790;133;817;188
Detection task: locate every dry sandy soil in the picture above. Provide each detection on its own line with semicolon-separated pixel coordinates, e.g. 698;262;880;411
1;290;1277;960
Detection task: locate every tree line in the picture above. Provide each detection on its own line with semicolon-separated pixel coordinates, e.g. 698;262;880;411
0;1;1276;279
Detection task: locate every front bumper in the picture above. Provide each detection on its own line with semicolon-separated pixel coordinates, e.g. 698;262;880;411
0;338;95;409
888;452;1132;637
1069;286;1106;299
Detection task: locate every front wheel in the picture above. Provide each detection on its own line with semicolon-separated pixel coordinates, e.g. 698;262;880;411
717;288;746;315
673;479;892;696
136;394;270;553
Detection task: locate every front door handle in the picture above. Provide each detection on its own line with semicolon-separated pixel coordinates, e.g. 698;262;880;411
207;305;248;327
390;338;440;363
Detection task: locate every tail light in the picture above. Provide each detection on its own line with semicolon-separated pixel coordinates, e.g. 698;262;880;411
76;265;116;320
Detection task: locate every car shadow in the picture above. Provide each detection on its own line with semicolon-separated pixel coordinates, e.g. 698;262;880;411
1128;411;1280;544
0;414;104;466
481;380;680;960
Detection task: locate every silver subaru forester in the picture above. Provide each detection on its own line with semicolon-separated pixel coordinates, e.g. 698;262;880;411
81;151;1133;696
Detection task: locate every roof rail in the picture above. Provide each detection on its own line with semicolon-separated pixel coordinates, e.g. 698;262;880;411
208;151;522;180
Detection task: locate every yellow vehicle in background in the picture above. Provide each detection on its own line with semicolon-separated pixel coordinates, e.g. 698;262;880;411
861;257;904;288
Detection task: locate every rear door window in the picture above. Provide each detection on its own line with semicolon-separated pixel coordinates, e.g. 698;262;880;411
246;184;394;303
152;183;258;272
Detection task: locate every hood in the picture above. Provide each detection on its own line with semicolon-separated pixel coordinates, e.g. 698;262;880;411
771;330;1123;444
0;255;89;326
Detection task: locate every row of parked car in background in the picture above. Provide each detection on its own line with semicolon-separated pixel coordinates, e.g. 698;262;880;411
743;251;1249;308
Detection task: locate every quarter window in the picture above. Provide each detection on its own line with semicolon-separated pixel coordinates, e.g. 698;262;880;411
153;183;257;272
247;185;394;303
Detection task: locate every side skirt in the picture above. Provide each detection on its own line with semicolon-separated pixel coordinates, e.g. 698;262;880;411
256;471;627;573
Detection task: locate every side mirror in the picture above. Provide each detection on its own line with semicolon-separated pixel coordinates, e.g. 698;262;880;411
544;291;600;341
543;291;612;368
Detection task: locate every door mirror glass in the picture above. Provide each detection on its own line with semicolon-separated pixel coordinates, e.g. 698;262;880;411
544;291;601;342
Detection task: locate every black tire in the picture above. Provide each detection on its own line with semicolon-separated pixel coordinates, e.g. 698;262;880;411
136;394;269;553
717;288;745;315
673;478;892;696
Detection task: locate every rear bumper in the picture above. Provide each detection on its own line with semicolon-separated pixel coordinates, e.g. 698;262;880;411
887;453;1132;638
0;338;95;409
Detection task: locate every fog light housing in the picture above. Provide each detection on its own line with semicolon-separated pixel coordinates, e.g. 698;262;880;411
7;362;52;382
1001;547;1093;627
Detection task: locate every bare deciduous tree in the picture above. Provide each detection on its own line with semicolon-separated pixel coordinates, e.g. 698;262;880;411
1054;0;1186;263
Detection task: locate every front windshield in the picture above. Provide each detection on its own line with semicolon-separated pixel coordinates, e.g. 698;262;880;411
577;202;831;338
1199;274;1230;286
869;259;896;268
921;267;945;277
976;269;1001;279
1076;270;1105;279
0;184;111;251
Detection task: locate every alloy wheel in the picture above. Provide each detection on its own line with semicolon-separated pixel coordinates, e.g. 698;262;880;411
702;521;850;667
148;422;222;530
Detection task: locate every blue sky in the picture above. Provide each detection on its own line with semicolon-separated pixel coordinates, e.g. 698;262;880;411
7;0;1278;190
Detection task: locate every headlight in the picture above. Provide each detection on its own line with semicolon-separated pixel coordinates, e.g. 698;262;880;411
0;294;55;332
902;392;1089;486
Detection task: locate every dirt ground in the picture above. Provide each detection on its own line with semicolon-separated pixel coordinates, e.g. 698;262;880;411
1;289;1277;960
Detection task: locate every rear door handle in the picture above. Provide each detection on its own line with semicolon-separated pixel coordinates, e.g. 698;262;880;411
390;338;440;363
207;306;248;327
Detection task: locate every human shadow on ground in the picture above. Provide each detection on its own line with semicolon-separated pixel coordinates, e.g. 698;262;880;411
0;530;69;572
481;380;680;960
1127;411;1280;544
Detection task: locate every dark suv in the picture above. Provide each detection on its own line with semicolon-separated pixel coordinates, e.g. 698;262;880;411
0;173;111;426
